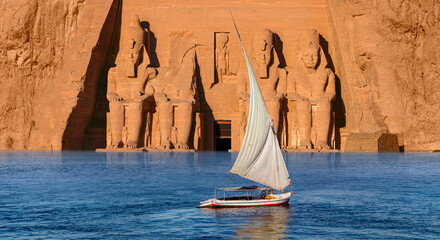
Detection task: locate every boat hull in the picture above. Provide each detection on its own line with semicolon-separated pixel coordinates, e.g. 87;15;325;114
198;192;292;208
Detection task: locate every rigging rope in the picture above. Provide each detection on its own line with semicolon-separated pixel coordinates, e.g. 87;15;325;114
213;177;234;199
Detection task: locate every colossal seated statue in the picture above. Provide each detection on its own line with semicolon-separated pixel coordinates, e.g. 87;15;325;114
286;29;336;149
146;31;197;150
107;14;157;149
236;28;286;141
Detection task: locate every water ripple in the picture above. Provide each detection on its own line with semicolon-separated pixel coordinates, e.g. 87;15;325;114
0;152;439;239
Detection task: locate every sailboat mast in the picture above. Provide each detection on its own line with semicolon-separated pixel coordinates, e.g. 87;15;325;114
228;9;291;191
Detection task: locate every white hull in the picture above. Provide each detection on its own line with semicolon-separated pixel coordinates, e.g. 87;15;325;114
198;192;292;208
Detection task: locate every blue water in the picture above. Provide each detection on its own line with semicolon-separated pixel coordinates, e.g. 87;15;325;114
0;152;439;239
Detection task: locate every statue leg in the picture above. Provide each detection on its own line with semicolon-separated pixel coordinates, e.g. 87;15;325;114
295;100;312;149
109;101;124;148
126;101;143;149
315;100;331;149
157;101;173;149
266;99;281;138
175;102;193;149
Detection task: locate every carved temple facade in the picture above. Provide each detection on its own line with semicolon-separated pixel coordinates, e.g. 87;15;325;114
76;0;398;152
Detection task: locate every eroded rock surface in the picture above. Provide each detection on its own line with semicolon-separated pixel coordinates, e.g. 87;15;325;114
0;0;439;151
328;0;440;151
0;0;86;149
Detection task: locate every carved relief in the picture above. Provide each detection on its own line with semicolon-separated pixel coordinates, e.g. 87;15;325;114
286;29;336;149
103;15;337;152
215;32;231;83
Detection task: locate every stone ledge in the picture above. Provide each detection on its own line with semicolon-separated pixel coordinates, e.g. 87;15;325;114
95;147;195;152
282;148;340;153
96;148;146;152
344;133;399;152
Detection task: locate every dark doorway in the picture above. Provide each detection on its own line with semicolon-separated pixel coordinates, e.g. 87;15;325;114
214;120;231;151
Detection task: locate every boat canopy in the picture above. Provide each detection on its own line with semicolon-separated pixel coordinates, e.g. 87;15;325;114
229;13;290;191
218;186;272;192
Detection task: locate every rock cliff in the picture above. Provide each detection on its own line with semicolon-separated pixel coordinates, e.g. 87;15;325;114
0;0;116;150
328;0;440;151
0;0;85;149
0;0;439;151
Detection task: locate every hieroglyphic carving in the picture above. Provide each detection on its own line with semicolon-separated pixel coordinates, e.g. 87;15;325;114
286;29;335;149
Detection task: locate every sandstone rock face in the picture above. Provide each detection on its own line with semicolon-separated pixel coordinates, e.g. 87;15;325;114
0;0;439;151
0;0;116;150
0;0;86;149
327;0;440;151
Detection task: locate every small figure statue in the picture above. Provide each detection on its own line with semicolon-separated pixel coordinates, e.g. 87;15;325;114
144;111;151;148
236;29;286;142
170;126;178;147
122;126;128;148
215;33;229;83
106;14;157;149
194;112;201;151
286;29;336;149
106;113;112;148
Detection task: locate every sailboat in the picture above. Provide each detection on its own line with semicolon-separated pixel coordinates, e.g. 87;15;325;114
198;12;292;208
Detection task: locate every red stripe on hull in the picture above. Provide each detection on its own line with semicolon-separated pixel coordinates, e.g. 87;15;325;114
207;199;290;208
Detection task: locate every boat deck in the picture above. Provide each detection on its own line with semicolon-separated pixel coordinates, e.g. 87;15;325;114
218;196;259;201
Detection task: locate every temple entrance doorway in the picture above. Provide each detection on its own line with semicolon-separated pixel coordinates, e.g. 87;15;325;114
214;120;231;151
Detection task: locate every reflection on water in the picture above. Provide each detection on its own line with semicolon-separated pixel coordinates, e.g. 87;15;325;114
202;205;291;239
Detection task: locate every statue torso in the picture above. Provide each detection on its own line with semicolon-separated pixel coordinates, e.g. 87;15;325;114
152;56;196;102
110;61;148;100
295;66;329;100
239;61;280;101
257;68;279;101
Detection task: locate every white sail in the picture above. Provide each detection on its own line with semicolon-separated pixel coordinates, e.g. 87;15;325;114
229;14;290;191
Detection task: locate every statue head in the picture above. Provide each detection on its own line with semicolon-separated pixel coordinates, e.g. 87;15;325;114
121;14;146;77
217;33;229;48
251;28;274;79
298;29;321;70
